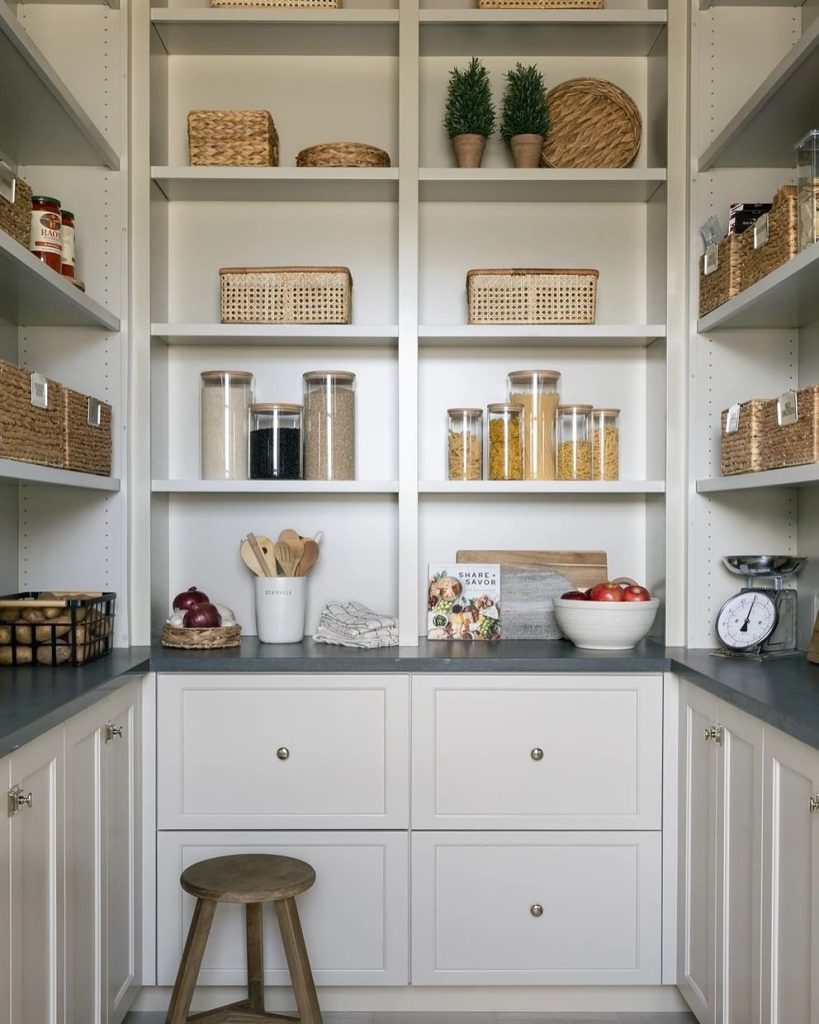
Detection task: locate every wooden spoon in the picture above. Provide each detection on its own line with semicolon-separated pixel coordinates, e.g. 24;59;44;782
273;540;298;577
248;533;275;577
240;535;275;576
295;539;320;577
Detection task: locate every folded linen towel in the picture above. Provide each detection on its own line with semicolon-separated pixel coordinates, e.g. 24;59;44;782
314;600;399;648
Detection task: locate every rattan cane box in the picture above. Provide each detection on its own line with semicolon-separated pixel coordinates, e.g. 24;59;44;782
220;266;352;324
212;0;337;6
721;399;769;476
479;0;602;7
699;232;749;318
759;386;819;472
0;173;32;249
64;389;112;476
467;268;598;325
740;185;798;292
0;361;65;469
188;110;279;167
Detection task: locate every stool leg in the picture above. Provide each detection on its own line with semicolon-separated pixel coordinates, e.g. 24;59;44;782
165;897;217;1024
245;902;265;1011
274;897;322;1024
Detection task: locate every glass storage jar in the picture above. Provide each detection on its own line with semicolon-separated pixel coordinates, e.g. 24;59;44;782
303;370;356;480
556;404;593;481
507;370;561;480
796;129;819;251
591;407;620;481
447;408;483;481
200;370;254;480
249;403;303;480
29;196;63;272
487;403;523;481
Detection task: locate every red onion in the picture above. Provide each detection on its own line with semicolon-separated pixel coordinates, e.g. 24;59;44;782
183;603;222;628
173;586;210;611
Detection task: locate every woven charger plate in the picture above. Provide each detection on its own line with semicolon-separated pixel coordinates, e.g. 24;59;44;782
297;142;391;168
541;78;642;169
161;623;242;649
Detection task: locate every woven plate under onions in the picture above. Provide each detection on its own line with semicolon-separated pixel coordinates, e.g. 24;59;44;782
541;78;642;169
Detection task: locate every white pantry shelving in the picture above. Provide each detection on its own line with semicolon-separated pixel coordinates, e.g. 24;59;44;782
418;325;666;347
151;167;399;202
419;480;666;495
0;459;120;492
697;465;819;494
152;324;399;347
152;480;399;494
418;168;667;203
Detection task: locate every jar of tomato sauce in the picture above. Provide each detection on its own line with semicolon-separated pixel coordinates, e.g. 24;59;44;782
30;196;63;272
60;210;75;279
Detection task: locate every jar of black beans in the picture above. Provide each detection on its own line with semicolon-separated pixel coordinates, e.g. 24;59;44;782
249;403;303;480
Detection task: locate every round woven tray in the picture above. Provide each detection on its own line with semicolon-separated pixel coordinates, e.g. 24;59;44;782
296;142;391;168
161;623;242;649
541;78;642;169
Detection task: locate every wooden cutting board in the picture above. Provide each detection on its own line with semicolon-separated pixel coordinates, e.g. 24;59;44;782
456;550;608;640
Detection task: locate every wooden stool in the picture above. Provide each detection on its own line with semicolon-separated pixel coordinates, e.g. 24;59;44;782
166;853;322;1024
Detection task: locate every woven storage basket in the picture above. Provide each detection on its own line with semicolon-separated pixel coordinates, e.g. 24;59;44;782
188;110;279;167
721;399;769;476
296;142;391;168
467;268;598;325
541;78;642;169
161;623;242;649
740;185;798;292
64;389;112;476
0;174;32;249
220;266;352;324
759;386;819;472
479;0;601;6
699;232;750;317
0;361;65;469
213;0;337;6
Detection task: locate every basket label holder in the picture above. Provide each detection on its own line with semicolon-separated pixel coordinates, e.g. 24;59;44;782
30;373;48;410
754;213;770;250
704;244;719;275
0;160;15;205
777;390;799;427
87;397;102;427
726;403;741;434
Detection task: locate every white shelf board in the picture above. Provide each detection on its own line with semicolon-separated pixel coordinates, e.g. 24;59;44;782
0;0;119;168
419;168;666;203
151;9;399;56
419;324;666;347
697;243;819;332
152;480;399;494
152;167;399;202
419;9;666;57
152;324;398;346
697;464;819;493
699;14;819;169
0;459;120;492
0;231;120;330
419;480;666;494
700;0;803;8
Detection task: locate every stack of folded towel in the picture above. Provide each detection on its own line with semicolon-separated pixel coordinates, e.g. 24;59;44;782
314;601;398;648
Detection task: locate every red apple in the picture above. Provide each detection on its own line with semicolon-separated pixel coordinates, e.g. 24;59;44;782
588;581;625;602
560;590;589;600
622;585;651;602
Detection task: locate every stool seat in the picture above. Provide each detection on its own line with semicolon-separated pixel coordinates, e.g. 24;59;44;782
181;854;316;903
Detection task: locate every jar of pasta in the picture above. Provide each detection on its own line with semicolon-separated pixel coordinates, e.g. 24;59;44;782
591;408;620;480
487;403;523;481
507;370;561;480
447;408;483;480
557;404;593;481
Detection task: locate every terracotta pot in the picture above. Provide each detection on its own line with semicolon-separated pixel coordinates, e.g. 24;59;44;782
452;133;487;169
510;133;543;169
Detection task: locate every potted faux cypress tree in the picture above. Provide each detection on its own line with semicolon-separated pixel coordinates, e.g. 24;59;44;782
443;57;496;168
501;62;550;168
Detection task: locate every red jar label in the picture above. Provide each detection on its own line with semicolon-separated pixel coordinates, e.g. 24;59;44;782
30;209;63;257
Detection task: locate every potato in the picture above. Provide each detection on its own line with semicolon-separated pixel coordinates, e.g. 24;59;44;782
0;646;32;665
14;625;32;644
37;644;71;665
21;607;45;623
35;624;70;642
38;594;66;620
0;626;9;644
0;608;21;624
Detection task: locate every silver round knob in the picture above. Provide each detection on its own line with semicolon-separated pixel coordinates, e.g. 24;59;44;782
276;747;290;761
530;904;543;917
17;791;32;810
810;795;819;813
530;748;544;761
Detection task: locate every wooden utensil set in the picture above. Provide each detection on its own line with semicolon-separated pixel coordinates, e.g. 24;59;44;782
241;529;320;578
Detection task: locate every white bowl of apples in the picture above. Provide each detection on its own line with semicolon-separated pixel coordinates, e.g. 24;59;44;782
553;579;658;651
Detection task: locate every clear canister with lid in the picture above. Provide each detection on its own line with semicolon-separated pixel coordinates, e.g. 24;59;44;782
796;129;819;251
200;370;254;480
487;403;523;481
507;370;561;480
591;408;620;481
557;404;593;481
303;370;356;480
249;403;303;480
447;408;483;481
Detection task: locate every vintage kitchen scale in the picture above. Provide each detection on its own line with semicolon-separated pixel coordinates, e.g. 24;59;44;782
715;555;806;659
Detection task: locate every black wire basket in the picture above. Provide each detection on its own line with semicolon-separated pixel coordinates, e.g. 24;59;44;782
0;592;116;667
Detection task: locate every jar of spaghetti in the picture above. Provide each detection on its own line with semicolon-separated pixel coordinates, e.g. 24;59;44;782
487;403;523;480
507;369;561;480
60;210;76;279
30;196;63;272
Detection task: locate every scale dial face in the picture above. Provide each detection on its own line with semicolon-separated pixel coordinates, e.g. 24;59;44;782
716;590;778;652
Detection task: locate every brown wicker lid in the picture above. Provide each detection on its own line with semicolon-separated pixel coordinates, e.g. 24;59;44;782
448;407;483;416
508;370;561;382
249;402;303;413
302;370;356;382
541;78;642;169
487;403;525;413
200;370;254;381
296;142;391;169
557;404;594;412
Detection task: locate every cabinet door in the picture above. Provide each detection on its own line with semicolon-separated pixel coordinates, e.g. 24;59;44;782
678;684;717;1024
157;674;409;829
761;727;819;1024
0;756;10;1024
9;728;63;1024
412;674;663;830
411;830;662;985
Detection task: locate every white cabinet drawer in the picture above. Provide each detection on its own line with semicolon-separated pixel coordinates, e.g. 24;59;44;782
412;831;662;985
157;674;409;829
157;831;408;987
412;674;662;829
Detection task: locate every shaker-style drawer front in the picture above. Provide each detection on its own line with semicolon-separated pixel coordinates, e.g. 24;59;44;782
412;674;662;830
411;831;662;985
157;674;409;829
157;831;408;986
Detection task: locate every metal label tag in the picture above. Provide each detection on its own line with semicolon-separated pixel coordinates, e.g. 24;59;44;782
777;390;799;427
87;397;102;427
725;403;741;434
753;213;770;250
704;244;719;275
0;160;15;205
30;373;48;410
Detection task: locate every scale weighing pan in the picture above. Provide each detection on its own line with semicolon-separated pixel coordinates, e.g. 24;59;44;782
723;555;806;578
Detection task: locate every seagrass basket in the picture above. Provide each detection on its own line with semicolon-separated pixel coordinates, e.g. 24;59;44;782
759;386;819;472
296;142;391;168
0;360;65;469
479;0;601;6
721;399;769;475
188;110;279;167
64;389;112;476
467;268;598;324
541;78;641;169
699;232;749;317
220;266;352;324
0;174;32;249
161;623;242;649
740;185;798;292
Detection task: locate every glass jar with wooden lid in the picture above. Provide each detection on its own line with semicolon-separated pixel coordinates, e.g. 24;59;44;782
200;370;254;480
556;404;593;481
447;408;483;481
591;408;620;481
249;403;303;480
506;370;561;480
303;370;356;480
487;403;523;481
